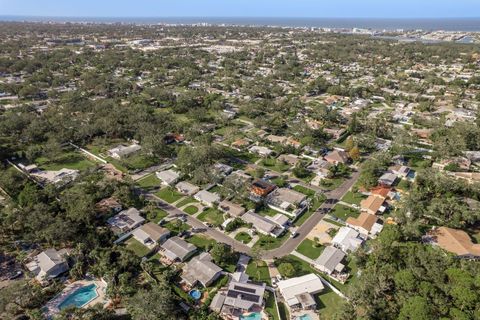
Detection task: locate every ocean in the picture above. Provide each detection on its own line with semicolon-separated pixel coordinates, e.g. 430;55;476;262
1;16;480;32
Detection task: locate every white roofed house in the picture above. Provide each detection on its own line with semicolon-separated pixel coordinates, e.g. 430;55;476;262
314;246;346;276
107;208;145;235
107;143;141;159
132;222;170;249
266;188;308;217
378;172;397;187
241;211;285;237
249;145;274;157
194;189;221;207
331;227;364;253
26;248;70;282
181;253;223;287
161;236;197;262
277;273;324;311
156;169;181;186
175;181;200;196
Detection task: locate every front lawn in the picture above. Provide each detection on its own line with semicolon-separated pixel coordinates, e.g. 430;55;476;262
294;194;326;227
137;174;162;190
164;219;190;234
125;238;151;257
246;260;271;285
341;191;366;205
175;196;197;208
293;185;316;197
253;232;289;250
330;204;360;221
155;187;184;204
261;157;290;173
186;234;215;251
183;205;199;215
296;239;325;260
255;206;279;217
197;208;225;226
146;208;168;223
235;232;252;244
319;177;345;191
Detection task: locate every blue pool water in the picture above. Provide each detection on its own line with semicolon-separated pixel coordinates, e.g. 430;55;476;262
189;289;202;300
298;315;312;320
58;284;98;310
240;312;262;320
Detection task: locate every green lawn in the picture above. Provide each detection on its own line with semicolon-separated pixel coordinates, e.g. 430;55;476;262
261;157;290;173
255;206;279;217
296;239;325;260
293;185;316;197
197;208;225;226
341;191;366;205
234;232;252;244
35;152;96;171
183;205;199;215
320;177;345;191
186;234;215;250
125;237;151;257
137;174;162;190
147;209;168;223
155;187;184;203
164;219;190;234
330;204;360;221
175;196;197;208
396;179;411;191
294;195;326;227
246;260;271;285
316;288;344;320
253;232;289;250
278;302;289;320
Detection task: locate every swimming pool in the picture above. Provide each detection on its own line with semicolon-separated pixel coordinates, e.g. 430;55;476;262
240;312;262;320
58;284;98;310
297;314;312;320
189;289;202;300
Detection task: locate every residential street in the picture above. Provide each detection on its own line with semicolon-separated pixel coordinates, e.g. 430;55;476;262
145;169;360;258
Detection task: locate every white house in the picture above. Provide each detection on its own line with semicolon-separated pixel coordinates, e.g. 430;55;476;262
331;227;364;253
108;144;141;159
194;190;220;207
156;169;180;186
277;273;324;310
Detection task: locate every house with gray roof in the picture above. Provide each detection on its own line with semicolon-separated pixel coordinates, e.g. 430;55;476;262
181;253;222;287
161;236;197;262
132;222;170;248
26;248;69;281
314;246;346;275
267;188;308;217
108;143;141;159
107;208;145;235
156;169;181;186
194;189;221;207
241;211;285;237
175;181;200;196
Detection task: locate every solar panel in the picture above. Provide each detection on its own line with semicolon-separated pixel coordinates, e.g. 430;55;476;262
234;285;256;294
227;290;241;298
226;290;259;303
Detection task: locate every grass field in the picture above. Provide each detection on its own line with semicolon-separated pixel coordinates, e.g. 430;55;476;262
246;260;271;285
293;185;316;197
137;174;162;190
320;177;345;191
175;196;197;208
341;191;366;205
35;152;96;171
294;195;326;227
261;157;290;173
147;209;168;223
197;208;225;226
125;237;151;257
155;187;184;203
183;205;199;215
186;234;215;250
330;204;360;221
296;239;325;260
253;232;289;250
234;232;252;244
316;288;344;320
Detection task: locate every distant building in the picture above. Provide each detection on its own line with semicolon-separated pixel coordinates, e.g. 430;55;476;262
107;144;141;159
426;227;480;259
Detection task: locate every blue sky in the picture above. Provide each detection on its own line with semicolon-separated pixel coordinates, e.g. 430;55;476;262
0;0;479;18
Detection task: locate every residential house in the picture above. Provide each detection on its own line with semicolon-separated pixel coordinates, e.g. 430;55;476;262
156;169;180;186
331;227;364;252
314;246;346;275
277;273;324;310
107;208;145;235
194;190;221;207
360;194;387;215
277;154;300;166
27;249;69;281
94;197;122;214
426;227;480;259
250;179;276;202
241;211;285;237
31;168;79;186
181;253;223;287
324;149;349;165
213;163;233;177
266;134;288;144
378;172;397;187
210;274;266;317
219;200;246;217
389;165;411;179
132;222;170;248
161;236;197;262
175;181;200;196
324;128;346;140
107;143;141;159
249;145;274;157
346;212;383;237
266;188;308;217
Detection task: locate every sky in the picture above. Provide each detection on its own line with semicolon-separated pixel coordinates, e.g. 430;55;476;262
0;0;479;19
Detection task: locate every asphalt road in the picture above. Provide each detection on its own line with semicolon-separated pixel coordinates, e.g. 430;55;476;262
145;169;360;258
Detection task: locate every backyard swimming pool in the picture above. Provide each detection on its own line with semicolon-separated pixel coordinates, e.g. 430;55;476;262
58;284;98;310
188;289;202;300
240;312;262;320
